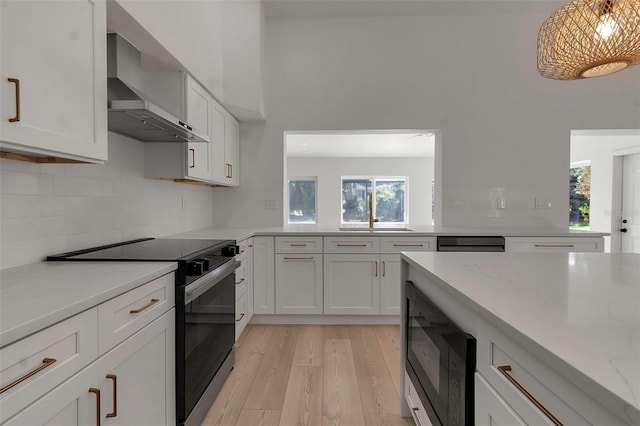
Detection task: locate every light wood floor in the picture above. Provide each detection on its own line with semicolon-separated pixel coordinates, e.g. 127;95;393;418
201;324;414;426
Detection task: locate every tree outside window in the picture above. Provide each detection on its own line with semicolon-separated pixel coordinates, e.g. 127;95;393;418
569;165;590;229
288;178;317;223
342;177;406;225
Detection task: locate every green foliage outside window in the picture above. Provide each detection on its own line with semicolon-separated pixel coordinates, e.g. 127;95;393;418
570;166;590;229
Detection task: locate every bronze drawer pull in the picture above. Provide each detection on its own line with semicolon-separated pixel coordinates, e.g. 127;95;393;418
290;243;308;247
374;261;378;277
382;261;386;277
236;278;245;285
88;387;101;426
8;78;20;122
189;149;195;168
283;256;314;260
235;313;245;322
0;357;56;394
336;243;367;247
497;365;563;426
392;243;424;247
534;244;574;248
106;374;117;418
129;298;160;314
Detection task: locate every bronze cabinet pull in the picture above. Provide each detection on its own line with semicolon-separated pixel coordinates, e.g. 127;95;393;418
497;365;563;426
336;243;367;247
374;261;378;277
283;256;313;260
235;278;245;285
7;78;20;122
534;244;574;248
0;357;56;394
88;387;101;426
106;374;117;418
189;149;195;168
382;261;386;277
235;313;245;322
225;163;232;178
229;164;233;178
129;298;160;314
290;243;307;247
392;243;424;247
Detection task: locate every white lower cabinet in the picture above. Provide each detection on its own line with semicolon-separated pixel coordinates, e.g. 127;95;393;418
475;373;526;426
4;310;175;426
253;236;275;314
380;255;402;315
323;254;380;315
275;254;323;314
505;237;604;252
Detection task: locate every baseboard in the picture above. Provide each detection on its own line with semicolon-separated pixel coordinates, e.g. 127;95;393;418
250;314;401;325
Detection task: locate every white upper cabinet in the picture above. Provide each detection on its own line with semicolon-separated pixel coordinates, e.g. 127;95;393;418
0;0;108;163
209;100;240;187
184;75;211;181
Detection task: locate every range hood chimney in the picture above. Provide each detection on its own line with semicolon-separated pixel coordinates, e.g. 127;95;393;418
107;33;209;143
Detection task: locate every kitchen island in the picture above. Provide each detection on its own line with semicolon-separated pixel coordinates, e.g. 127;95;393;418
400;252;640;425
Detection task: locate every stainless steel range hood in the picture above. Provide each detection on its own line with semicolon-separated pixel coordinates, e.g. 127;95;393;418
107;33;209;143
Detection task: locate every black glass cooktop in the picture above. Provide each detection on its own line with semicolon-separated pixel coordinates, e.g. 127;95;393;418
46;238;232;262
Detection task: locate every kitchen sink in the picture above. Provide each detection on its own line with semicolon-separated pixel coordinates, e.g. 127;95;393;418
338;227;414;232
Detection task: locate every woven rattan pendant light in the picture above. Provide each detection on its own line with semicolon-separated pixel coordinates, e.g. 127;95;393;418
537;0;640;79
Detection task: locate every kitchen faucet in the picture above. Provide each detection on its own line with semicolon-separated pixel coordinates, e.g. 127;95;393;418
368;192;379;228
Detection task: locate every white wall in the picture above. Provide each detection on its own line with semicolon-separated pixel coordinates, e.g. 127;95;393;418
570;131;640;251
287;157;433;227
210;7;640;229
0;133;215;269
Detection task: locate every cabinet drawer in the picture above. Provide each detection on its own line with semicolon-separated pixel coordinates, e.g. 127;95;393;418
324;236;379;253
404;372;431;426
98;272;174;354
235;289;249;341
0;308;98;423
477;321;625;426
475;372;526;426
275;236;323;253
236;239;249;261
380;237;436;253
235;261;247;298
505;237;603;252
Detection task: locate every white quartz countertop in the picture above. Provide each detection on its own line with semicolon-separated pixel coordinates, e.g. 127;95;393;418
0;261;176;348
165;225;608;241
402;251;640;423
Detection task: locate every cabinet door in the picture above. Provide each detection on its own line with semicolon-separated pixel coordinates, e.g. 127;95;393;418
102;309;176;426
224;113;240;186
323;254;379;314
0;0;107;162
253;236;275;314
246;238;254;322
380;255;401;315
275;254;323;314
184;75;210;181
210;103;227;183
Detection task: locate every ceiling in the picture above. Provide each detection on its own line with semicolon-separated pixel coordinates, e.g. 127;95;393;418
263;0;566;18
286;131;435;158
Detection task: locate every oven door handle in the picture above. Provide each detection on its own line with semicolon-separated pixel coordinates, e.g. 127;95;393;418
184;260;240;305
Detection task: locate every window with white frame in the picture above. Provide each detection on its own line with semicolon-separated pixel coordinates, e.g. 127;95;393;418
341;177;407;226
288;177;317;224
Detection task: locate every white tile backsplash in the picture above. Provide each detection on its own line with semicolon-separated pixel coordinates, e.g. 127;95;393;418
0;134;215;269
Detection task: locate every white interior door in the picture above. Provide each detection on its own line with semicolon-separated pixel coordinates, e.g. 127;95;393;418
621;153;640;253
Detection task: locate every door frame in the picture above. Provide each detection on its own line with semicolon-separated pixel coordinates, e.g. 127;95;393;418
610;147;640;252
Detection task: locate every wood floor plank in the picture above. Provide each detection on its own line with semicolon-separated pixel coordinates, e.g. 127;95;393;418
201;325;274;426
323;339;366;426
350;326;410;426
279;366;323;426
322;325;351;340
293;325;324;367
243;325;299;410
236;410;281;426
374;325;403;396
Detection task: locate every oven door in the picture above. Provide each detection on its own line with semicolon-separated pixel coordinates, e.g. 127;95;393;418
177;259;238;425
406;282;475;426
